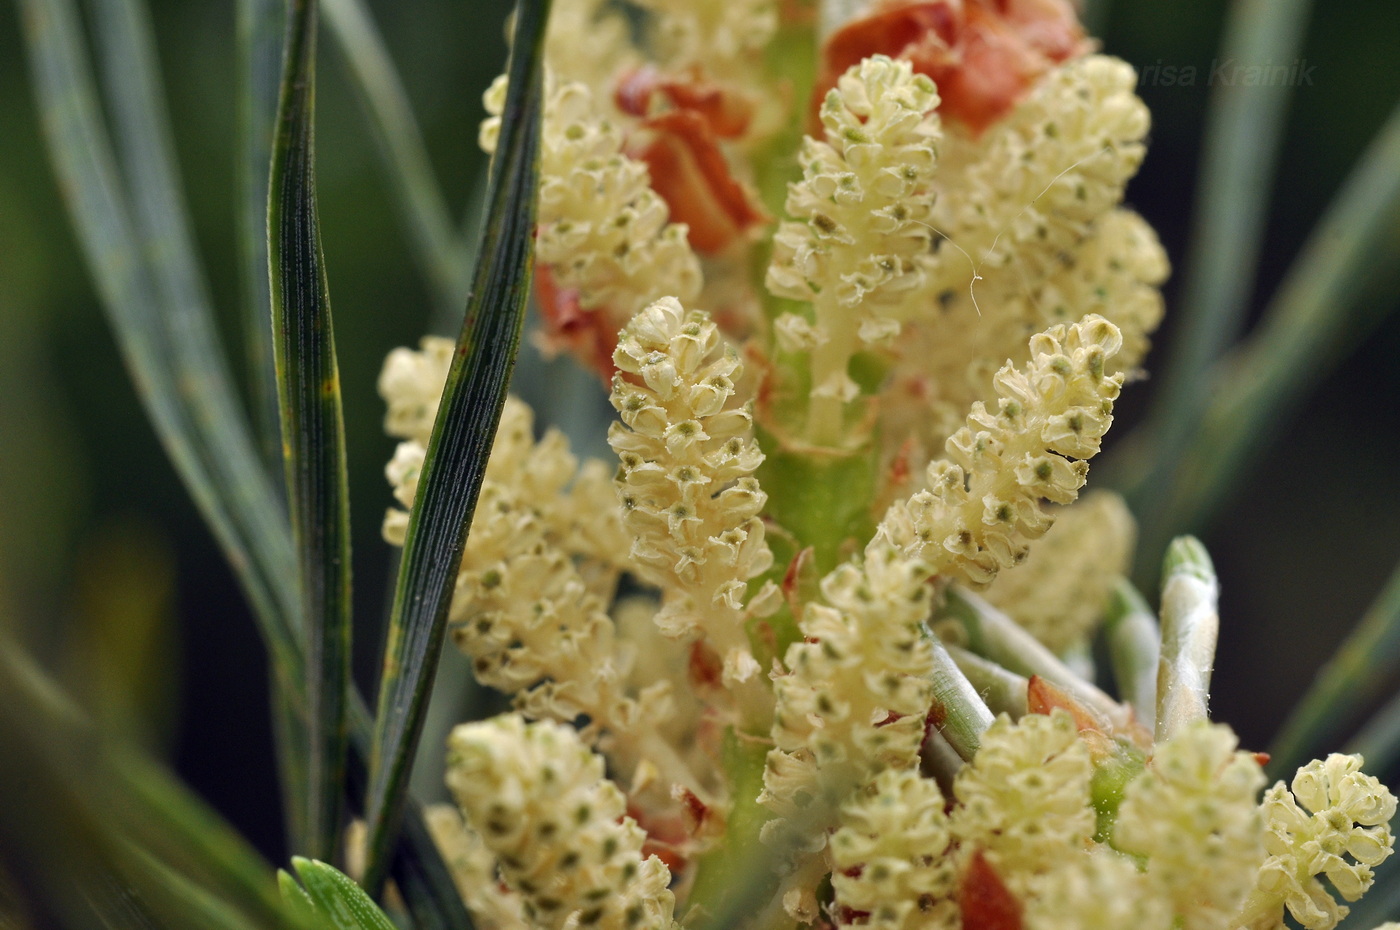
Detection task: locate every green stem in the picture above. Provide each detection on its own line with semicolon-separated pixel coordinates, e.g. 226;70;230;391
938;587;1124;726
685;731;784;930
948;645;1029;719
805;303;861;447
1271;558;1400;778
1089;741;1146;844
755;425;879;573
927;639;996;760
1104;579;1159;732
1155;537;1219;741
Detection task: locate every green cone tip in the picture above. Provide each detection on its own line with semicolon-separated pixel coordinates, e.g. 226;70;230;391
1162;536;1215;588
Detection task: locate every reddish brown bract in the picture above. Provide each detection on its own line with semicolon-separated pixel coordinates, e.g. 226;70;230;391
816;0;1088;134
960;849;1024;930
616;67;770;253
532;266;623;379
616;65;756;139
624;111;770;253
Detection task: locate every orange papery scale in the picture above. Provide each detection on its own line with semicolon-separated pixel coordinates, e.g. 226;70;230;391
532;265;621;380
616;65;756;139
780;0;818;25
625;803;689;872
960;849;1023;930
1026;675;1108;733
687;640;725;691
781;546;819;618
836;905;872;926
1026;675;1118;757
816;0;1088;134
673;785;713;837
1027;675;1156;754
625;110;771;253
995;0;1087;60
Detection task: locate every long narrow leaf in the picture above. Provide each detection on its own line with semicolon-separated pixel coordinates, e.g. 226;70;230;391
1107;0;1313;508
344;697;474;928
107;0;300;846
83;0;302;639
938;587;1125;726
19;0;467;906
0;754;166;930
388;795;475;930
1147;0;1314;418
926;637;996;761
362;0;551;894
0;642;299;930
115;752;300;927
238;0;288;477
1349;692;1400;783
1103;579;1160;731
271;679;312;874
80;873;166;930
1129;99;1400;581
269;0;353;863
322;0;470;316
18;0;303;699
23;0;314;854
88;0;283;527
1270;558;1400;777
118;845;260;930
288;860;396;930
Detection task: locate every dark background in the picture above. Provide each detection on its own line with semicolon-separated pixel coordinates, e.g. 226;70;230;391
0;0;1397;862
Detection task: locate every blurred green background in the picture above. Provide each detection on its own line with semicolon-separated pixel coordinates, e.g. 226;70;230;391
0;0;1397;863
